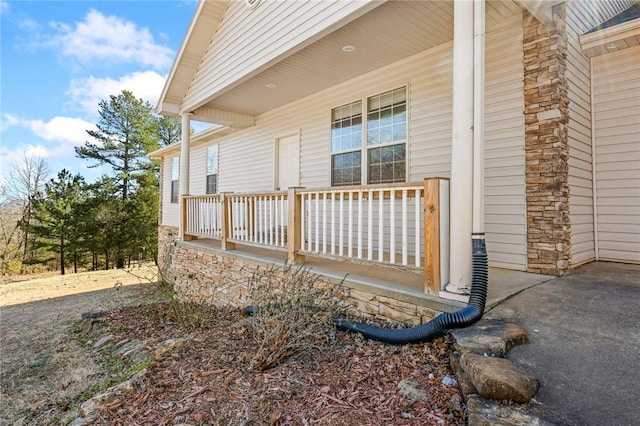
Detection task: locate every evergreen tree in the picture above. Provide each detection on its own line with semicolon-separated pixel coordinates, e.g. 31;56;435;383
157;116;182;146
75;90;160;201
21;170;86;275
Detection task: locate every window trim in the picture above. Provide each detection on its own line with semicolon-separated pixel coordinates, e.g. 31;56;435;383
329;84;409;187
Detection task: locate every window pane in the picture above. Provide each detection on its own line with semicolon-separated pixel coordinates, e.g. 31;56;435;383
207;145;218;174
331;101;362;153
206;174;217;194
332;152;361;186
171;180;179;203
171;157;180;180
367;87;407;146
367;143;406;184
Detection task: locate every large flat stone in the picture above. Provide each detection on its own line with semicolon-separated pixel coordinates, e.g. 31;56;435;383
461;353;539;403
449;350;478;398
467;395;576;426
450;319;528;357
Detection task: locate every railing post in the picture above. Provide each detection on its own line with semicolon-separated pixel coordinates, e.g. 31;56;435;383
287;187;305;264
424;178;441;295
221;193;235;250
180;196;196;241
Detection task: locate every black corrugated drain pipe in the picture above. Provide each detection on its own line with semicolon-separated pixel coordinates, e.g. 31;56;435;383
334;236;488;344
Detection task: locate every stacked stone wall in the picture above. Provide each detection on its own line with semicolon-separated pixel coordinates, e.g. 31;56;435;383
523;5;572;275
157;226;439;324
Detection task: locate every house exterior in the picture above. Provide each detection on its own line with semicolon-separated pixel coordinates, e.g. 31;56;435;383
151;0;640;323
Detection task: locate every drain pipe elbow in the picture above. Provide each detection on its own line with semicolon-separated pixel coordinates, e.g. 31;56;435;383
336;238;488;345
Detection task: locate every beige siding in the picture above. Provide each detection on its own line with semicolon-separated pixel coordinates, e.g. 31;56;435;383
190;146;207;196
183;0;379;111
161;156;180;227
483;14;526;270
592;45;640;263
566;0;635;265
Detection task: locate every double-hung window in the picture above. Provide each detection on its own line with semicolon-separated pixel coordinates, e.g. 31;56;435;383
170;156;179;203
206;145;218;194
331;86;407;186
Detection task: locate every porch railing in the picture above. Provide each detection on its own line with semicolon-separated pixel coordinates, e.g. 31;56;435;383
181;178;449;295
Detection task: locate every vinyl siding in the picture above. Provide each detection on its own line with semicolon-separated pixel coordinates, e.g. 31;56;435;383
200;12;526;269
162;155;180;227
592;45;640;263
183;0;380;111
565;0;635;266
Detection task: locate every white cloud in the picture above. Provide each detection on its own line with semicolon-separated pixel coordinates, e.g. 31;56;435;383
0;113;26;131
68;71;167;116
1;1;9;15
27;116;95;147
46;9;173;69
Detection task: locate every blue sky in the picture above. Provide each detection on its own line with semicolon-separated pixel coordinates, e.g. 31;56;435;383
0;0;198;183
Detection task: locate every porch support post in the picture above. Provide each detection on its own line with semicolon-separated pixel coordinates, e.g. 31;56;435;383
287;187;305;264
179;112;192;240
448;0;475;292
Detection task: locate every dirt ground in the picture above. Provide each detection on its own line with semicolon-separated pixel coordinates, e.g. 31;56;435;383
0;266;160;425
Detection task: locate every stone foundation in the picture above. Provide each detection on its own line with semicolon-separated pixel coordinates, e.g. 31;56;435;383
157;225;441;324
523;5;572;275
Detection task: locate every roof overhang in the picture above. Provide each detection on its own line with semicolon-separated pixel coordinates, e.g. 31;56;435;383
147;125;234;159
580;16;640;57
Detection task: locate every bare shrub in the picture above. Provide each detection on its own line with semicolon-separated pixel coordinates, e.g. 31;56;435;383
247;263;344;371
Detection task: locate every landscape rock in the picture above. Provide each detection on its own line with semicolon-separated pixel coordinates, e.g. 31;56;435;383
467;395;576;426
397;378;429;402
112;339;141;358
449;351;478;398
441;374;458;387
93;334;115;350
450;319;528;357
79;372;145;417
155;337;188;359
461;353;539;403
81;310;104;320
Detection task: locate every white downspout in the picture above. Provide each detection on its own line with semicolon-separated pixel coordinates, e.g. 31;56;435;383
473;0;485;236
589;58;599;260
448;0;475;293
179;112;192;239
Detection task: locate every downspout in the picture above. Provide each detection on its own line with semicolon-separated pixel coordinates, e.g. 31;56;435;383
333;0;488;344
589;57;599;260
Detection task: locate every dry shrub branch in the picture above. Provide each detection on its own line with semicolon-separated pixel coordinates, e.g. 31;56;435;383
247;263;344;371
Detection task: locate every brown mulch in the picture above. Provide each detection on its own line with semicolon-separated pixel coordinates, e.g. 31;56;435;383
85;302;465;425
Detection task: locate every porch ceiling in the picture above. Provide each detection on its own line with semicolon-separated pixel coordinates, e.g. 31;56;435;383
198;0;523;119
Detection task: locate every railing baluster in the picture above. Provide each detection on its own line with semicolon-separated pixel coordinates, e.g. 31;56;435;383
301;193;306;251
339;192;344;256
322;193;327;254
357;191;363;259
402;189;408;266
378;189;384;262
390;190;395;264
348;191;353;258
314;194;319;253
415;190;421;267
368;190;373;261
331;192;336;255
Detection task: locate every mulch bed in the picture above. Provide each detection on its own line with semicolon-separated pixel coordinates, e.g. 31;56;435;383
86;302;465;425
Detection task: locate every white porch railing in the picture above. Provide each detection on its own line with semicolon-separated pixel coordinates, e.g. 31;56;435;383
181;178;448;295
298;185;424;268
226;193;288;249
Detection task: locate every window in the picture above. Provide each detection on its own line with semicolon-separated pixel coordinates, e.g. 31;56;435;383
331;87;407;186
206;145;218;194
170;156;179;203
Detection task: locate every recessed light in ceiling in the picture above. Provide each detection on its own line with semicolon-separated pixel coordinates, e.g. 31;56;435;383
605;43;618;50
266;83;277;89
342;45;356;53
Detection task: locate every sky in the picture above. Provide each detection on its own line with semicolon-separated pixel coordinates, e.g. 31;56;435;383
0;0;199;184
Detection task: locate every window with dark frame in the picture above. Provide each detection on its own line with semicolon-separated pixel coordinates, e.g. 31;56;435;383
330;87;407;187
206;145;218;194
170;156;179;203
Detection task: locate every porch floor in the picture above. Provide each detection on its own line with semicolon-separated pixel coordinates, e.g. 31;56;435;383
183;238;554;314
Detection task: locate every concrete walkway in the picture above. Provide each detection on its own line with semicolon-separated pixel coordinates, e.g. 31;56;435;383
487;261;640;426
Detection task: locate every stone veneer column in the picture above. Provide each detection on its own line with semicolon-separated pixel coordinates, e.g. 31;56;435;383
523;4;571;275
